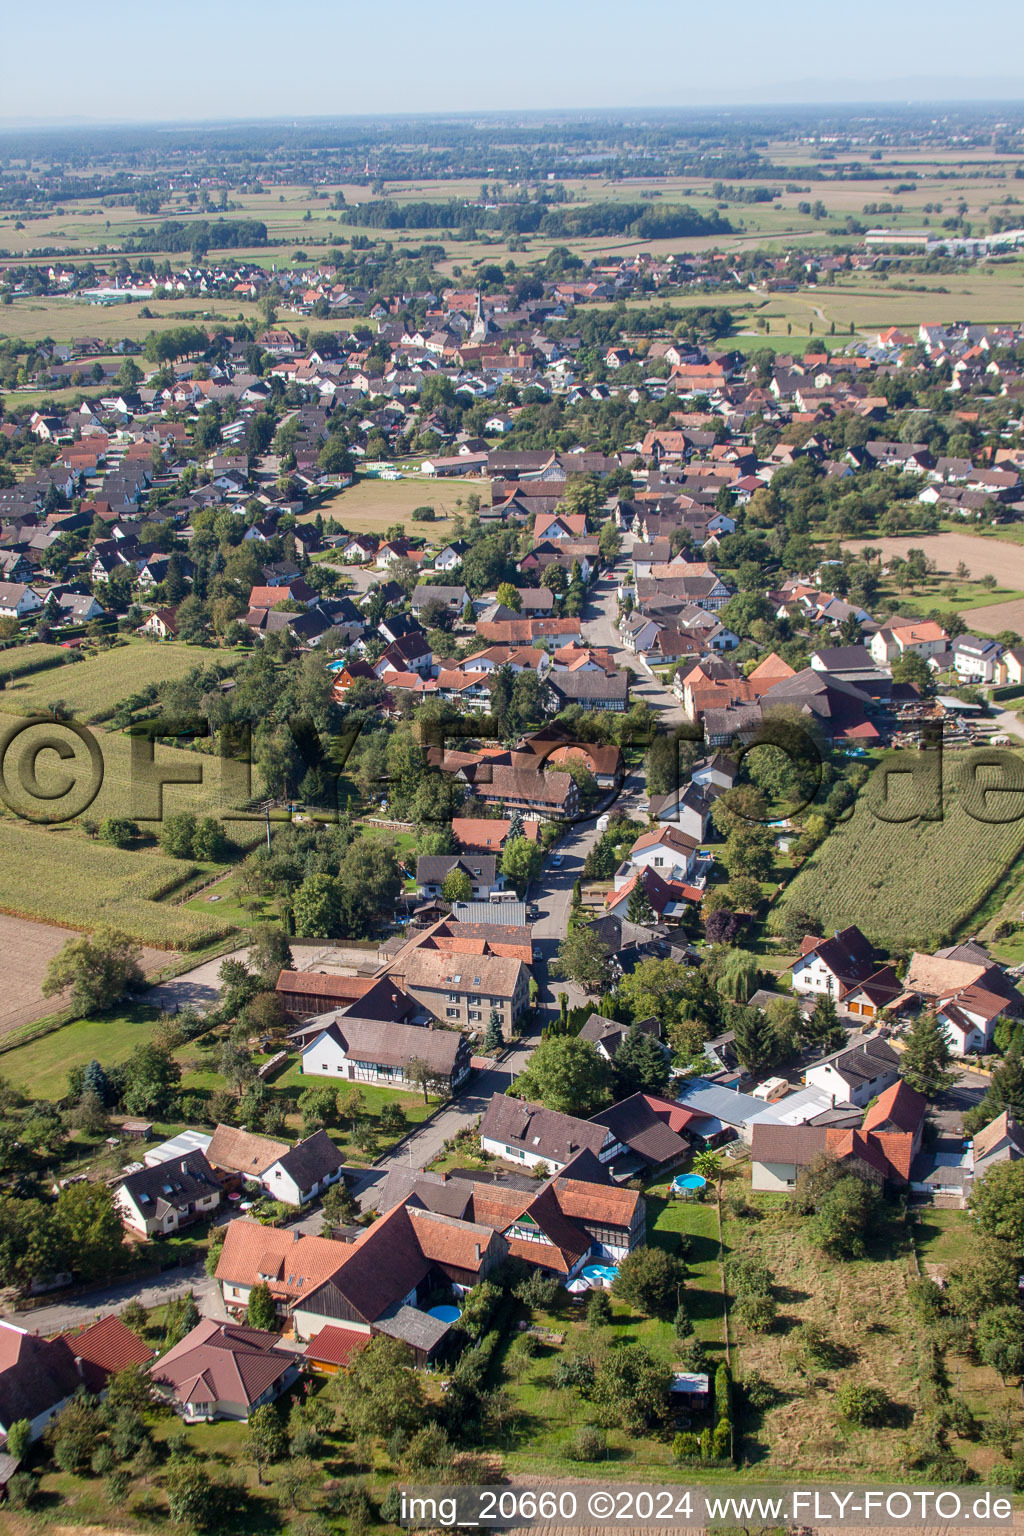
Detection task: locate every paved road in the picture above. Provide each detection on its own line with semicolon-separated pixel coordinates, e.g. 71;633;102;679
585;561;685;728
1;1260;226;1335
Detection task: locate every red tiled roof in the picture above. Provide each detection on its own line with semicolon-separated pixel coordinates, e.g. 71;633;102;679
59;1314;154;1391
307;1324;370;1369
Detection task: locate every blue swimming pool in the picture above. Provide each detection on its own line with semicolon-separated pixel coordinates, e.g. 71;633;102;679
673;1173;707;1192
427;1305;462;1325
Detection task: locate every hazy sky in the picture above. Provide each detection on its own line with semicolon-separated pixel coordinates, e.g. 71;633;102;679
2;0;1022;124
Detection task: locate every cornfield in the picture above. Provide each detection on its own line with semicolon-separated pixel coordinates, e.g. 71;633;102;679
771;770;1024;951
0;819;233;949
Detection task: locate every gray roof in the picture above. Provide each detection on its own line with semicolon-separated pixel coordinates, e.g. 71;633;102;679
452;899;527;925
374;1302;452;1353
416;854;498;886
675;1076;764;1129
272;1130;345;1189
479;1094;608;1163
811;1036;899;1089
548;670;629;701
118;1151;220;1211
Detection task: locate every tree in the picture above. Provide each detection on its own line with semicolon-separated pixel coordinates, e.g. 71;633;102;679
732;1005;778;1074
246;1403;286;1483
593;1342;670;1432
613;1024;670;1097
99;817;139;849
406;1057;444;1105
555;928;612;993
495;582;521;612
159;810;199;859
513;1035;612;1118
692;1149;722;1180
808;1173;880;1258
804;991;845;1053
964;1047;1024;1135
612;1245;688;1318
441;867;473;904
48;1395;102;1473
42;926;144;1014
121;1042;181;1117
292;872;342;937
900;1009;954;1097
891;650;935;695
164;1456;212;1526
334;1335;425;1441
246;1280;277;1331
483;1010;504;1053
970;1160;1024;1254
977;1306;1024;1382
5;1420;31;1461
56;1181;126;1281
626;881;656;927
835;1382;891;1426
500;835;544;892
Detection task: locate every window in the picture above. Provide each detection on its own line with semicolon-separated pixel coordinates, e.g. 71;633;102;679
447;1007;459;1018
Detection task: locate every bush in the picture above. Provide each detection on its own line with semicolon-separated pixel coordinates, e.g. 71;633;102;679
673;1431;702;1464
714;1362;731;1423
742;1373;779;1411
835;1382;891;1426
586;1290;612;1328
564;1427;606;1462
712;1418;732;1459
735;1291;777;1331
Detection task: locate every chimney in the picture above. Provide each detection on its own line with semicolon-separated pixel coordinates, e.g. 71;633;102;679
474;1243;482;1262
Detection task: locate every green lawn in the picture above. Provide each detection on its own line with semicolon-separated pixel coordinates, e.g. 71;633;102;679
0;1003;167;1099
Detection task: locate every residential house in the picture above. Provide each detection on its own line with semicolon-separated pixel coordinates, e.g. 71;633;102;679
150;1320;300;1422
751;1079;926;1191
479;1095;612;1171
0;582;43;620
578;1013;666;1067
385;946;529;1036
415;854;503;901
870;620;949;665
411;584;468;618
114;1151;222;1237
952;634;1003;684
259;1130;347;1207
205;1124;290;1187
804;1037;902;1109
298;1013;472;1094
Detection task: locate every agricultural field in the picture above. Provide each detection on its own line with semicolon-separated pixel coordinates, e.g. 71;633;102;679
0;818;232;948
0;912;175;1042
0;716;260;827
0;641;69;682
770;754;1024;951
0;638;229;724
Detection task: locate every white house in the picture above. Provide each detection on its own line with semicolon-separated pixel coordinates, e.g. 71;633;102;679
0;582;43;620
114;1152;222;1238
803;1037;901;1109
789;925;876;999
259;1130;347;1207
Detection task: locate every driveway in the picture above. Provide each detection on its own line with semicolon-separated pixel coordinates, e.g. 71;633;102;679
144;947;250;1013
1;1260;226;1335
